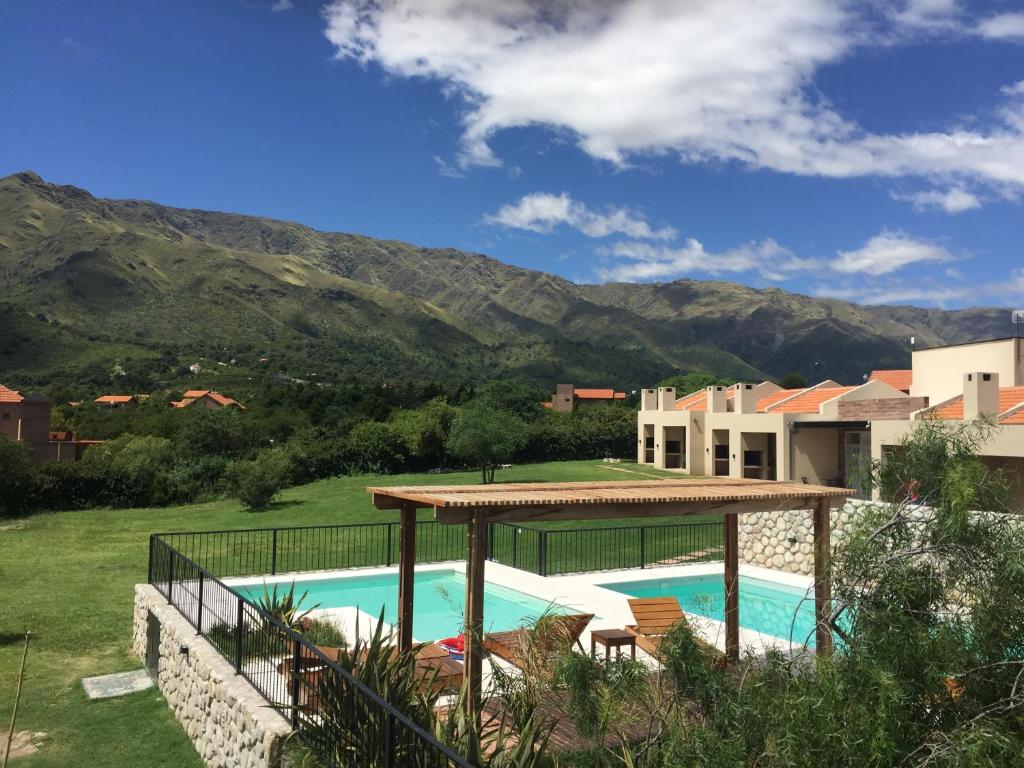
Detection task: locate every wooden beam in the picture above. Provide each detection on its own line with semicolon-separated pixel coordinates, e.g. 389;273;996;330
813;496;834;657
723;512;740;663
396;502;417;652
464;508;487;725
432;496;820;525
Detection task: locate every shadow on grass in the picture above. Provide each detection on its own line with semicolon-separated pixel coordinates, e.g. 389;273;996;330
246;499;306;513
0;631;32;647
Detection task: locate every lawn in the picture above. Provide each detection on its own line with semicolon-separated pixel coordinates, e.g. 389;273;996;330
0;460;708;767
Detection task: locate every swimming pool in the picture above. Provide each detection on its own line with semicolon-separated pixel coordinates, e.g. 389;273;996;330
603;574;819;647
236;569;567;641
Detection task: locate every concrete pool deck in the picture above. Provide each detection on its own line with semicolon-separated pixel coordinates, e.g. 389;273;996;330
225;560;818;661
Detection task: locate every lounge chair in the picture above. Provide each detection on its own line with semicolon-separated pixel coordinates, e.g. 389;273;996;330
483;613;594;672
624;597;727;669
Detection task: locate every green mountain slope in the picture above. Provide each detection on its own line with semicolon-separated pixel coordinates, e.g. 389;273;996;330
0;172;1011;391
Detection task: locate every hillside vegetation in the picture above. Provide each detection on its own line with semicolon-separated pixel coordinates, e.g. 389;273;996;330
0;171;1011;392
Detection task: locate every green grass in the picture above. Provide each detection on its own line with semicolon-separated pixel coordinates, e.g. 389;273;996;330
0;460;713;767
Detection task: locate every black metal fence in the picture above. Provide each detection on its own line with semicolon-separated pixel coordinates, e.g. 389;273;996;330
155;519;722;580
148;536;474;768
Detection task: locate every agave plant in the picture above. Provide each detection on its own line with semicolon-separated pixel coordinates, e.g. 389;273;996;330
256;581;317;631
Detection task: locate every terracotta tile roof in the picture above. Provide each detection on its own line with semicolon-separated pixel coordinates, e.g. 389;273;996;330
182;389;210;399
1001;409;1024;425
869;369;912;392
170;398;196;408
755;388;806;412
929;387;1024;420
95;395;135;404
171;391;245;409
672;386;735;411
0;384;24;403
574;388;626;400
766;386;857;414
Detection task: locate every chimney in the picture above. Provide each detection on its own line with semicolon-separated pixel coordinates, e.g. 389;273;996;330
734;382;758;414
658;387;676;412
707;385;728;413
640;388;658;411
553;384;575;413
963;372;999;419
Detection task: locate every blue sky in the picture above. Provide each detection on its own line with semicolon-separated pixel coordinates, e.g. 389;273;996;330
2;0;1023;309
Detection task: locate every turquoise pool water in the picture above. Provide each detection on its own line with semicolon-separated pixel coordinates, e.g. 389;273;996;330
236;570;566;641
604;574;819;647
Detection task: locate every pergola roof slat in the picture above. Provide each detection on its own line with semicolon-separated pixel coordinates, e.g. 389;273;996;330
368;479;848;512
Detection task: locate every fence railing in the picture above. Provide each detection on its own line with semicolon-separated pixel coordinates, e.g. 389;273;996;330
148;535;474;768
155;519;723;580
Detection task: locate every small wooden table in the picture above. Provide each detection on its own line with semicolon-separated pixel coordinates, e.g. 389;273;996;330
590;628;636;665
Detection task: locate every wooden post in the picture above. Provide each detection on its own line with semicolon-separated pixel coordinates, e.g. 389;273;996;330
723;512;740;663
464;509;487;724
396;502;417;652
813;496;834;656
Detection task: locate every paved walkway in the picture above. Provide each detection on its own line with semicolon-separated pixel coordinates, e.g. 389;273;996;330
82;669;153;700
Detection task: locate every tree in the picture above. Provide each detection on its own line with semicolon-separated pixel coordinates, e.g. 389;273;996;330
447;402;528;483
0;436;36;517
778;371;808;389
226;448;292;509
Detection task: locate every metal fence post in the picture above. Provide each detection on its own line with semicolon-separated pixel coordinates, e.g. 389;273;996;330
147;535;155;584
166;554;175;605
197;572;205;633
234;597;245;673
512;526;518;569
386;524;393;567
290;636;302;728
383;712;396;768
486;523;494;561
640;527;646;569
271;529;278;576
538;530;548;577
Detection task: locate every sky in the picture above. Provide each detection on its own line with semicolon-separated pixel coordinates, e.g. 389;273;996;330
2;0;1023;309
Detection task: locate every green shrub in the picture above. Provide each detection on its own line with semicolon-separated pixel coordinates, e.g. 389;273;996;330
226;448;292;509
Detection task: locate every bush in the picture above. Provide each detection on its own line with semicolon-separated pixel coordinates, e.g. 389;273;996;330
226;448;292;509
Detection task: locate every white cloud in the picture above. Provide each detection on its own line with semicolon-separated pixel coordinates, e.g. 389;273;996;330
977;12;1024;42
485;192;676;240
889;0;962;33
270;0;294;11
323;0;1024;190
832;233;955;276
596;238;813;283
893;186;981;213
813;282;971;306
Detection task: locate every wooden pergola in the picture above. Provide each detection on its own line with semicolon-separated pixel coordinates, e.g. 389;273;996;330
368;478;850;719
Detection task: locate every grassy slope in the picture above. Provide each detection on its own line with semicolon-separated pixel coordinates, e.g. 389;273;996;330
0;460;700;768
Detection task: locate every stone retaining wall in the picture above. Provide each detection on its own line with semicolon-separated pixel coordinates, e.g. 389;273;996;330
737;499;876;575
131;584;292;768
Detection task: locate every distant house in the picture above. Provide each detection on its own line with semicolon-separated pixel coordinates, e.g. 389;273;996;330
170;390;246;410
1;384;95;462
94;395;139;409
548;384;627;413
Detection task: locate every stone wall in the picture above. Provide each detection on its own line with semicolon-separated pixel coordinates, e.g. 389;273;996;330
131;584;292;768
737;499;876;575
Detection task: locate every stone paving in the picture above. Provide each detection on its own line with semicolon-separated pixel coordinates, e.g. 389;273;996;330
81;668;153;700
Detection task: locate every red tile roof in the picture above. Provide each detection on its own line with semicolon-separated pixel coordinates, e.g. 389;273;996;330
755;388;806;412
1001;409;1024;425
95;395;135;404
929;387;1024;421
0;384;23;403
766;386;857;414
172;390;245;409
869;369;912;392
574;388;626;400
672;386;735;411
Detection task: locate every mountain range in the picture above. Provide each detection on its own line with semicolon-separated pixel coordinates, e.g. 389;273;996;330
0;171;1012;392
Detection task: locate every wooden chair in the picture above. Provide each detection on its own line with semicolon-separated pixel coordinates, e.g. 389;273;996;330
483;613;594;672
625;597;727;669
